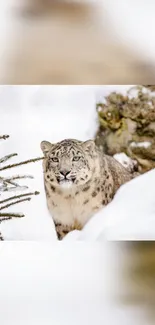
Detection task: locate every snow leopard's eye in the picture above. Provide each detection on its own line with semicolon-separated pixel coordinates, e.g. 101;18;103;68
73;156;80;161
51;157;59;162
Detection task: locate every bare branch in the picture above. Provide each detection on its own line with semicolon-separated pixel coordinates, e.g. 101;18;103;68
0;156;44;172
0;197;31;211
0;153;18;164
0;191;39;204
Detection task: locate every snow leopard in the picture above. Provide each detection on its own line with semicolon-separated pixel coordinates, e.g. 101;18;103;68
41;138;133;239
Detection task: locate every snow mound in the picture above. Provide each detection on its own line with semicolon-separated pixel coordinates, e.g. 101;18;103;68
114;153;138;173
65;169;155;241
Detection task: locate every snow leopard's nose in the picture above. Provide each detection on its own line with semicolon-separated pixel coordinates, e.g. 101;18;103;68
60;170;71;177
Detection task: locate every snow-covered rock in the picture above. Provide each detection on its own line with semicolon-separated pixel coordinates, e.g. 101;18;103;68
114;153;138;173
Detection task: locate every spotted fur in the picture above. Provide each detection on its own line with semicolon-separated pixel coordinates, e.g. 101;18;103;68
41;138;133;240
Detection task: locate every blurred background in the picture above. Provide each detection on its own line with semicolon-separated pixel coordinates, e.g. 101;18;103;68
0;0;155;84
119;242;155;325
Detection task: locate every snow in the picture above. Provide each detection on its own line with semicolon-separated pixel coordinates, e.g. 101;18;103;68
66;168;155;241
0;86;98;240
130;141;151;149
114;153;137;172
96;85;155;103
0;85;153;324
95;85;134;104
0;85;155;241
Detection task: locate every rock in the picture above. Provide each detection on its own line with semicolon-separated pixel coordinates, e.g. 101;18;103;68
95;86;155;173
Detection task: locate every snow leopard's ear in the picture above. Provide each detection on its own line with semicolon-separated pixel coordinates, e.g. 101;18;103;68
82;140;96;152
40;141;53;156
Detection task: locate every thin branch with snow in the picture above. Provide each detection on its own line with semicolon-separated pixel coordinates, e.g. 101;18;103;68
1;185;29;192
0;134;41;239
0;135;9;140
4;175;34;181
0;191;39;204
0;153;18;164
0;217;12;223
0;197;31;211
0;212;24;218
0;156;44;172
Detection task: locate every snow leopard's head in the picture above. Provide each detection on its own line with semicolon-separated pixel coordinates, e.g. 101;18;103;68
40;138;97;190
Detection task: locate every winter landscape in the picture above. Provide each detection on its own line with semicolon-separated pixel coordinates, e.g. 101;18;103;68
0;86;155;325
0;85;155;241
0;1;155;323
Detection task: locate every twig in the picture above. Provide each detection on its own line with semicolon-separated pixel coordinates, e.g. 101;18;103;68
0;153;18;164
0;135;9;140
0;136;41;229
0;156;44;171
0;197;31;211
4;175;34;181
2;174;34;188
2;185;29;192
0;191;39;204
0;217;12;223
0;212;24;218
3;179;20;188
0;175;32;191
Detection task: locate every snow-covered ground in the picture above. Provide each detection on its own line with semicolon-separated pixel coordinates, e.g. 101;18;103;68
0;86;98;240
68;168;155;241
0;85;155;241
